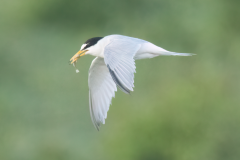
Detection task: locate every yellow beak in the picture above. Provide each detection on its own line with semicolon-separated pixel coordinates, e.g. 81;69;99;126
70;50;87;64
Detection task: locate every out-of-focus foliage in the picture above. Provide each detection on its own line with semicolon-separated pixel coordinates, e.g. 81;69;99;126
1;0;240;160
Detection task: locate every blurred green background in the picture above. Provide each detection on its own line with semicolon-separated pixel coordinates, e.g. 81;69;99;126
1;0;240;160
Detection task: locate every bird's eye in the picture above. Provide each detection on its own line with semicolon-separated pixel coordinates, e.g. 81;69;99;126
82;37;103;50
80;44;87;50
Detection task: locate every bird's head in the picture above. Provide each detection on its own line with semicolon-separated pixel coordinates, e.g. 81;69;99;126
70;37;103;65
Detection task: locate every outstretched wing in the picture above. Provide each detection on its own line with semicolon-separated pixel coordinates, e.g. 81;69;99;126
104;36;142;94
88;57;117;130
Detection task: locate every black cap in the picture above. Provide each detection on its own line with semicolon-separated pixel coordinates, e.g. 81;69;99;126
82;37;103;50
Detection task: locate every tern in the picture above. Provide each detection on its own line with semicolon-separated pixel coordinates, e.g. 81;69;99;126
70;34;193;130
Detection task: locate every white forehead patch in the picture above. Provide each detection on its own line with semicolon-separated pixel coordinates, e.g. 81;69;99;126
80;43;87;50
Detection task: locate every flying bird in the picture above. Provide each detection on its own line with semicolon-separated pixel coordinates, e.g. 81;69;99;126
70;34;193;130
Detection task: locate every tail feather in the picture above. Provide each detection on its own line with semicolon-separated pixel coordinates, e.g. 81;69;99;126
162;51;195;56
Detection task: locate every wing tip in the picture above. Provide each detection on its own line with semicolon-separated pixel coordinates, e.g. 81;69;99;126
93;121;100;131
89;91;101;131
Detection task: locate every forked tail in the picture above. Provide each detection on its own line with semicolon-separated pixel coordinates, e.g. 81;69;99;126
161;51;195;56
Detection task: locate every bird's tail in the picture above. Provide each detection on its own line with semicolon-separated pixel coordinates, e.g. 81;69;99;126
160;51;195;56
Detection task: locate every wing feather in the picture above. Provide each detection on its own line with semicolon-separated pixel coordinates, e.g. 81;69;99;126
104;37;142;93
107;65;130;94
88;57;117;130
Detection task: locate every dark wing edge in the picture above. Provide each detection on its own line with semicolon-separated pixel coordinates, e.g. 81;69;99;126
107;65;131;94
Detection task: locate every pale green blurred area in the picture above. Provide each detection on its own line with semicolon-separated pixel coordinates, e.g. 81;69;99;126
1;0;240;159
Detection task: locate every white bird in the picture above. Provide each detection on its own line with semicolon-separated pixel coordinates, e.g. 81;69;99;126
70;34;193;130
